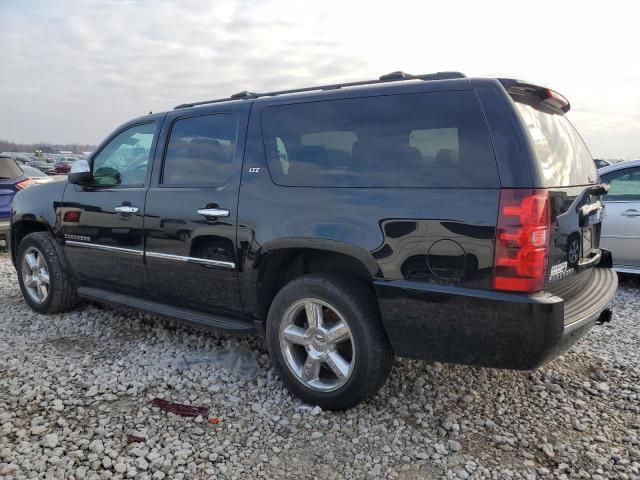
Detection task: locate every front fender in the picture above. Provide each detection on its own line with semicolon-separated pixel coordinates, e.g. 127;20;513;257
10;180;67;261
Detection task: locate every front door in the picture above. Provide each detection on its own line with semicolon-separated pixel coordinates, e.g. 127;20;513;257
601;166;640;269
61;120;161;291
144;108;247;313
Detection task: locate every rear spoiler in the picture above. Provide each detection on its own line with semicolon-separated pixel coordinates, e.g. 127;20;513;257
498;79;570;113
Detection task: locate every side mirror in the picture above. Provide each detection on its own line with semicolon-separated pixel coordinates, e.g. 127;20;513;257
68;159;92;184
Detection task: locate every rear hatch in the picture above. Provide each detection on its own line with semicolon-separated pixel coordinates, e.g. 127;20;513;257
498;81;608;307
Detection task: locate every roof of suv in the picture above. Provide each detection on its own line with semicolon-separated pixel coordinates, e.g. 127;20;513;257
173;71;470;110
163;71;569;121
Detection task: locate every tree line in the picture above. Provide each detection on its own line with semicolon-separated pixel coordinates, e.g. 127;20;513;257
0;139;96;154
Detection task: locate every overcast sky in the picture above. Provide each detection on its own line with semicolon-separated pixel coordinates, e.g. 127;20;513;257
1;0;638;159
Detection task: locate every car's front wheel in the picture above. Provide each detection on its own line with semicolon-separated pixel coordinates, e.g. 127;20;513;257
16;232;78;314
266;273;394;410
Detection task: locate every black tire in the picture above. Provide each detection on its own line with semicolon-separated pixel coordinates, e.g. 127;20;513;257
266;273;394;410
16;232;78;314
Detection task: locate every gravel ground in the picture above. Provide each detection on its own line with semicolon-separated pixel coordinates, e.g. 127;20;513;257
1;251;640;480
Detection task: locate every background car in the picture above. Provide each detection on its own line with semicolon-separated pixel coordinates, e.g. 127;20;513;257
53;158;74;174
0;155;31;239
19;165;57;184
595;158;612;169
600;159;640;274
26;159;56;175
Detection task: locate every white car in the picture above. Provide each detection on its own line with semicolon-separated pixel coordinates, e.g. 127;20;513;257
19;165;60;185
599;159;640;274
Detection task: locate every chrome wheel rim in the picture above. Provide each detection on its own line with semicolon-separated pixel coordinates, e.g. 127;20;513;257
568;239;580;264
21;246;50;304
279;298;355;392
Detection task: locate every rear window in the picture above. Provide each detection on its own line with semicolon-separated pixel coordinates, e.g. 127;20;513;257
514;101;596;186
261;91;498;188
0;157;23;179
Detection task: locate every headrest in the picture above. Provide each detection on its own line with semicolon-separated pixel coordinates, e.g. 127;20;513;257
434;148;459;168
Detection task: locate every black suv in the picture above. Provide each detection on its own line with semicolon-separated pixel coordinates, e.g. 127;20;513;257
8;72;617;409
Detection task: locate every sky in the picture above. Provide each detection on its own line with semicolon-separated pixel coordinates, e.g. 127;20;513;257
1;0;638;159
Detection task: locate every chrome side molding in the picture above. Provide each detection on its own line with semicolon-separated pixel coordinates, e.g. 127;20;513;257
64;241;235;269
65;241;144;256
145;251;235;269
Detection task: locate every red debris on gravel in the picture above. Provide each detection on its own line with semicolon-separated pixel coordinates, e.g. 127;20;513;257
127;434;145;444
150;398;209;418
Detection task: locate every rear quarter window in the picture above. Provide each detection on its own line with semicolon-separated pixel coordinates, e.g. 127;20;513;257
261;91;499;188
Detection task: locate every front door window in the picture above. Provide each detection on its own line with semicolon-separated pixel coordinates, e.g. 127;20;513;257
91;123;156;187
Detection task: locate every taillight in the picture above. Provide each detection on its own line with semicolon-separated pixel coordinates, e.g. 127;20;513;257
63;211;81;223
16;179;32;190
493;189;550;293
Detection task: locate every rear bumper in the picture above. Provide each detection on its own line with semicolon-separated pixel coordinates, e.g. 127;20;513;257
374;265;617;370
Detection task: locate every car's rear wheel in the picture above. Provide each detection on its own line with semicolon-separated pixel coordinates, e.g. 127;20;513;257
266;273;394;410
17;232;78;314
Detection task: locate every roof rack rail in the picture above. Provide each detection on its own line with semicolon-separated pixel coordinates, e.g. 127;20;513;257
173;71;466;109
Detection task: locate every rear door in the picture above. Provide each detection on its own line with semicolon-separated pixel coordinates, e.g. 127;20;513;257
600;166;640;269
143;105;248;314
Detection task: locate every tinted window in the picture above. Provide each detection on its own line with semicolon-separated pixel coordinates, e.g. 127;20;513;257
261;91;498;188
602;167;640;201
514;101;596;187
92;123;155;187
162;114;237;186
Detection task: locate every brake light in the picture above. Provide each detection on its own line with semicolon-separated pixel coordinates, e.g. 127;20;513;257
15;179;32;190
543;89;570;112
63;211;81;223
493;189;550;293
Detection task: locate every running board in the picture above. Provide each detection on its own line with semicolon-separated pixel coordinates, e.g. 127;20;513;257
77;287;255;334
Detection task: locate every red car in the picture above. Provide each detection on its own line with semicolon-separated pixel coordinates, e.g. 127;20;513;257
53;159;73;174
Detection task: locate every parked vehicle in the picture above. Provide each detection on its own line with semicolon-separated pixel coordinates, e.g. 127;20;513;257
599;160;640;274
0;156;31;239
26;160;56;175
595;159;612;169
53;159;74;174
8;72;617;409
20;165;58;185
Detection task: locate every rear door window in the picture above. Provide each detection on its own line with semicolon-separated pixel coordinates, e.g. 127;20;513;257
514;101;596;187
162;113;237;187
261;91;498;188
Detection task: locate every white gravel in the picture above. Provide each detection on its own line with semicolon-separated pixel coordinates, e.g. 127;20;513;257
1;250;639;479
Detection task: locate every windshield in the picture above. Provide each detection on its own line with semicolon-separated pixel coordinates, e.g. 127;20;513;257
514;101;597;186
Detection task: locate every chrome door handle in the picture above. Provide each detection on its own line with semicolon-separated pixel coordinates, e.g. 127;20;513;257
197;208;229;217
621;210;640;217
115;205;139;214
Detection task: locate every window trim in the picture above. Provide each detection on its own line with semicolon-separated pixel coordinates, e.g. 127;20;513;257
88;120;158;190
158;111;239;189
